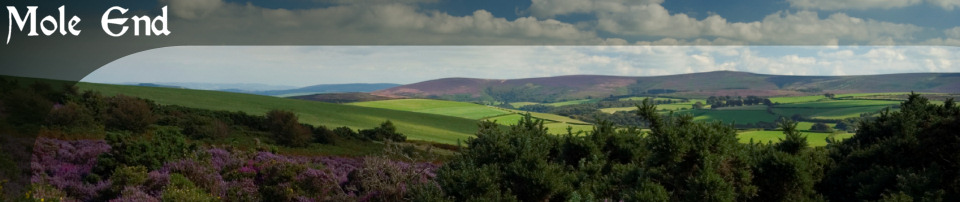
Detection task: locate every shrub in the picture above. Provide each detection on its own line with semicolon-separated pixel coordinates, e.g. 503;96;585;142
161;174;218;202
180;116;230;140
809;122;833;133
312;125;337;145
103;94;155;133
265;110;312;147
111;186;159;202
45;101;99;131
93;128;196;177
109;165;148;195
257;160;306;201
359;120;406;142
333;126;361;140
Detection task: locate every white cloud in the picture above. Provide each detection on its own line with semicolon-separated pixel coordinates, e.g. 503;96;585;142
787;0;922;10
525;0;924;45
927;0;960;10
946;27;960;39
527;0;663;18
162;0;613;45
787;0;960;11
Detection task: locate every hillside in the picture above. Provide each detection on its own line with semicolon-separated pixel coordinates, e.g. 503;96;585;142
348;99;595;134
289;92;395;103
76;82;475;144
251;83;401;96
372;71;960;101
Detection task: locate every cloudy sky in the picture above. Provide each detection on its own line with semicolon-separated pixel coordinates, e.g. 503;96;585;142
76;0;960;86
148;0;960;45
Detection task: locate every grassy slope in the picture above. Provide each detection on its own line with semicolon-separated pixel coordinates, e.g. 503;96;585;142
77;83;478;145
348;99;510;119
689;110;779;124
737;130;854;147
547;99;597;107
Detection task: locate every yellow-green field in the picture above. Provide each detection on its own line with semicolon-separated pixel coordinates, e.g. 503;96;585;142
737;130;854;147
348;99;511;119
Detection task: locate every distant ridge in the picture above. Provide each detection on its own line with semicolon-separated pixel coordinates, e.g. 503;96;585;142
372;71;960;101
253;83;401;96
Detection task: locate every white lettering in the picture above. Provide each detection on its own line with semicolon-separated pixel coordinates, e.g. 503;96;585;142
6;6;38;44
101;6;128;37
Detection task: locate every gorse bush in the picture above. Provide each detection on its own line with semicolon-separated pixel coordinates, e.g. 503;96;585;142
92;127;196;179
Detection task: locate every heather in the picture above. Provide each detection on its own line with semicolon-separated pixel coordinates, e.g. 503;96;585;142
29;138;438;201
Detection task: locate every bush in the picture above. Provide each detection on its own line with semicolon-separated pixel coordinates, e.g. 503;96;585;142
180;116;230;140
359;120;406;142
161;174;218;202
257;160;306;201
809;122;833;133
93;128;196;177
109;165;148;194
333;126;361;140
312;125;337;145
103;94;155;133
265;110;312;147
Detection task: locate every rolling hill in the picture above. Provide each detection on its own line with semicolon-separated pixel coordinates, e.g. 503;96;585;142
371;71;960;101
289;92;395;103
248;83;401;96
76;82;474;145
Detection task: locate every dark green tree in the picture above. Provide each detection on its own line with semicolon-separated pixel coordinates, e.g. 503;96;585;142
821;93;960;201
637;98;758;201
265;109;312;147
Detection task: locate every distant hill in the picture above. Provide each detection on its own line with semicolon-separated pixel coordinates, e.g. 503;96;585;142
372;71;960;101
119;82;400;97
251;83;402;96
289;92;395;103
132;82;297;92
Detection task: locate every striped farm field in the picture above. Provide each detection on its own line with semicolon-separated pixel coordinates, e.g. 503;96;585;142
348;99;511;120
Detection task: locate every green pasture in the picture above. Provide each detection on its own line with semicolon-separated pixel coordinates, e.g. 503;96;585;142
349;99;511;119
737;130;854;147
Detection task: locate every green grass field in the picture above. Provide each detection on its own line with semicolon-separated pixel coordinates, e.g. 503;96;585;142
78;83;478;145
768;95;828;104
547;99;597;107
737;130;854;147
619;97;686;102
770;99;899;120
509;102;540;108
795;122;837;131
600;107;637;113
348;99;511;120
688;110;779;124
776;100;900;108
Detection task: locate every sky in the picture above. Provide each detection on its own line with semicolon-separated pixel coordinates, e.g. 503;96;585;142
82;46;960;87
78;0;960;86
142;0;960;45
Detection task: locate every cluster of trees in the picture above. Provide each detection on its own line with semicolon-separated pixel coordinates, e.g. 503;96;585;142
420;95;960;201
415;100;828;200
706;95;773;109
